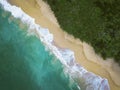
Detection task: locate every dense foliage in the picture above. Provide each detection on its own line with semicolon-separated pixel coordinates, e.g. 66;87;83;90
44;0;120;64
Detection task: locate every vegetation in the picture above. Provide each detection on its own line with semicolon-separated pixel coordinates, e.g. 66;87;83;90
44;0;120;64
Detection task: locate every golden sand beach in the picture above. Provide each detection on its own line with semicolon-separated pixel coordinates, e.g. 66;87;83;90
9;0;120;90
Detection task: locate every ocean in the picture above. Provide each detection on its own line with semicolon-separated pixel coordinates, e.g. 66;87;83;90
0;5;80;90
0;0;110;90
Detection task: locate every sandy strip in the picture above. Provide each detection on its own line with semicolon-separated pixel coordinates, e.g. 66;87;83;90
9;0;120;90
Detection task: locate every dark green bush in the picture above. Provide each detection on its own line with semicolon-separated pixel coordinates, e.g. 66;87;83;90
44;0;120;64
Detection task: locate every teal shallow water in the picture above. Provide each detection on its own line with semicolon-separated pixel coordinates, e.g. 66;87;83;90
0;7;79;90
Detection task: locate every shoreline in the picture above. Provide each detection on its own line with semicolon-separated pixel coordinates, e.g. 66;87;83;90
8;0;120;90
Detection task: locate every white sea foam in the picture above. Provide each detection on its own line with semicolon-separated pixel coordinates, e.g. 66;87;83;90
0;0;110;90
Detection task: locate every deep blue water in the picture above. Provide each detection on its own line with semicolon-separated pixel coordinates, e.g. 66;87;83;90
0;7;79;90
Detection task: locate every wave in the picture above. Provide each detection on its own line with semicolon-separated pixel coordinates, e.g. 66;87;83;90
0;0;110;90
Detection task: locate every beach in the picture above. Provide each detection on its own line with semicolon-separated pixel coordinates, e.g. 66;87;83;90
9;0;120;90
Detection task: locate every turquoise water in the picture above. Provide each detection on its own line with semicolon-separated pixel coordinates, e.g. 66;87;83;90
0;7;79;90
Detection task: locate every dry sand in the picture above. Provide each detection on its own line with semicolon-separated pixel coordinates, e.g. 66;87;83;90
9;0;120;90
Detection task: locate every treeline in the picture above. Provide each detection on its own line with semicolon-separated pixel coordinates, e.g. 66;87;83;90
44;0;120;64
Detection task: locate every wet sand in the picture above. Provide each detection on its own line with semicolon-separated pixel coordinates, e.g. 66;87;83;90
9;0;120;90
